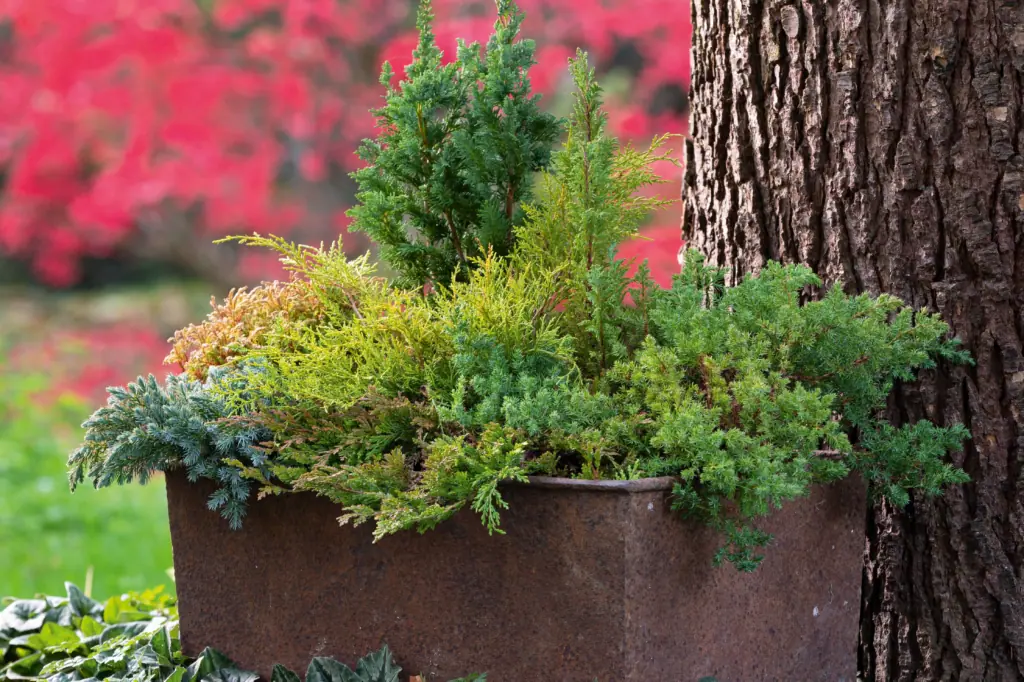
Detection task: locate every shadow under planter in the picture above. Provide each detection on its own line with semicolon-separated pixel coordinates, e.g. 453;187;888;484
166;473;865;682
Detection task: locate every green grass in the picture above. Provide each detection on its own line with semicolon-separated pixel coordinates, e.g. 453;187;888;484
0;370;174;598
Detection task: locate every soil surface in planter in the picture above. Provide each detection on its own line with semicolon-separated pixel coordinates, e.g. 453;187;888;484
166;474;865;682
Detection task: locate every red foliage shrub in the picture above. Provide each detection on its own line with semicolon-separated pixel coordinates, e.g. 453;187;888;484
0;0;689;287
4;325;169;402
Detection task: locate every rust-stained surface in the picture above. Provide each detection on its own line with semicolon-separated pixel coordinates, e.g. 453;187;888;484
167;473;865;681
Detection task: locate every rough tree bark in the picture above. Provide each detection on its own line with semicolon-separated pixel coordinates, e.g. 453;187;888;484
682;0;1024;679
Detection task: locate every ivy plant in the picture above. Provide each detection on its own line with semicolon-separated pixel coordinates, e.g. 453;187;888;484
1;585;484;682
0;582;240;682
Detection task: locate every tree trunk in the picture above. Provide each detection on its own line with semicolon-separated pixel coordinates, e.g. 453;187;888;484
682;0;1024;679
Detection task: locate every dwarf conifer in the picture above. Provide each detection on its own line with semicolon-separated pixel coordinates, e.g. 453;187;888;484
67;371;272;529
347;0;561;288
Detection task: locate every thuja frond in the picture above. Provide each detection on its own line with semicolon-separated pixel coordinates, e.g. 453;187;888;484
209;236;450;412
294;424;533;539
215;234;379;319
165;279;323;381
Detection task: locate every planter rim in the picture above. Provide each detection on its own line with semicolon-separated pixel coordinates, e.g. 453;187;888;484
163;470;679;493
520;475;677;492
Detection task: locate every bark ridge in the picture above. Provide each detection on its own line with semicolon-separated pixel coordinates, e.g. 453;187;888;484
683;0;1024;679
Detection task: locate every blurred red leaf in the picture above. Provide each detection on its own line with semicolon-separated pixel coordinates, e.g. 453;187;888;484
0;0;690;286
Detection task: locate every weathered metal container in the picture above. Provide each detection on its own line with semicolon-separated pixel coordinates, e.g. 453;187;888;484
166;473;865;682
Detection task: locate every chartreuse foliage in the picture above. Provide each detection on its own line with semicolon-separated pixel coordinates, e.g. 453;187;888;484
0;584;483;682
348;0;560;289
67;1;971;570
513;52;674;374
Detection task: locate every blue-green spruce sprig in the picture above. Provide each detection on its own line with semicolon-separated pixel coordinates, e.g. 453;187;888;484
67;367;272;529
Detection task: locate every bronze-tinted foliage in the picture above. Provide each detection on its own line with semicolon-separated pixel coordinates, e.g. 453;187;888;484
165;281;323;380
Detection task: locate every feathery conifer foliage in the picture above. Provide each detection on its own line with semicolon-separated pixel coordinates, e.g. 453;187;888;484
66;0;971;570
347;0;561;289
67;371;271;529
513;52;675;374
165;281;323;381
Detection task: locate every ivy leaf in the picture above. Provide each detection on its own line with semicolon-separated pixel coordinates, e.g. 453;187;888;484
307;656;362;682
28;622;81;652
166;666;188;682
99;622;153;642
185;647;238;682
5;650;42;677
204;667;260;682
271;664;302;682
78;616;104;638
41;673;82;682
352;645;401;682
103;595;153;624
64;584;102;619
149;627;174;666
0;600;47;634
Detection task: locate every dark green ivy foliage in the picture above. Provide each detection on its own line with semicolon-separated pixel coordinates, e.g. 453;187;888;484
0;582;247;682
66;370;272;529
1;584;484;682
347;0;561;288
271;646;485;682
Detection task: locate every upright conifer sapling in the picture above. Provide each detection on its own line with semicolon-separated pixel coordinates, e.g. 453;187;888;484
347;0;561;289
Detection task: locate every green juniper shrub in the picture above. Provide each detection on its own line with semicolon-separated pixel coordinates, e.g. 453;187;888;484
67;0;971;571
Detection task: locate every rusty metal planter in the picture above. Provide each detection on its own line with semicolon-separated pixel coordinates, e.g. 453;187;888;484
166;473;865;682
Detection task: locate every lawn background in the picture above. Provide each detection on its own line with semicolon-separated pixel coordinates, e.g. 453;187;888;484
0;367;174;598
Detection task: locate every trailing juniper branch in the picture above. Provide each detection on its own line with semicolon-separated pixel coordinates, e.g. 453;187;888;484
67;369;272;529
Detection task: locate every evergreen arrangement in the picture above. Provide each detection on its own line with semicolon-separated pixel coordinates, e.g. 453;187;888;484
67;0;971;571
